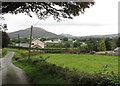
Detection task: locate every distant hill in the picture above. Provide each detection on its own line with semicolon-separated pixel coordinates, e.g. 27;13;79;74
8;27;63;39
60;33;119;38
60;33;74;38
80;34;119;38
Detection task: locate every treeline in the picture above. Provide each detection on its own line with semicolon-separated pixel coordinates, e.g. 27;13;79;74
46;37;119;53
8;37;120;54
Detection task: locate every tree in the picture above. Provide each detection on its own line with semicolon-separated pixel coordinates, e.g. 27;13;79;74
105;38;112;50
2;31;10;48
99;40;106;51
87;38;98;51
40;38;46;42
64;42;70;48
1;2;94;21
63;38;68;42
79;43;88;53
116;37;120;47
73;41;81;48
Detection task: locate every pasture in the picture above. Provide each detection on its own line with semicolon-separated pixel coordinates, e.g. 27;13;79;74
34;54;118;74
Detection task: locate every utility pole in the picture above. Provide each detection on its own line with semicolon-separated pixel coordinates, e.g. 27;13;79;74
18;34;20;50
28;25;33;61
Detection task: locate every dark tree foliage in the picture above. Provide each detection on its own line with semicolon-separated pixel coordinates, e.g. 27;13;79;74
87;38;97;51
73;41;81;47
2;31;10;48
40;38;46;42
63;37;68;41
105;38;112;50
116;37;120;47
64;42;70;48
1;2;94;21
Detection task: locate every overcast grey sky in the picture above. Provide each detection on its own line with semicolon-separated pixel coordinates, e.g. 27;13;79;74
0;0;119;36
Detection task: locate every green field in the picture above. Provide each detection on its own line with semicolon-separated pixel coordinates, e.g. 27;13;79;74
33;54;118;74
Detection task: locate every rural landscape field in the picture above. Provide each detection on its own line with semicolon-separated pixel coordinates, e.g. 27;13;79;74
0;1;119;86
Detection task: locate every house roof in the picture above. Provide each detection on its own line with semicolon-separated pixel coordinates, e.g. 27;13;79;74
32;39;44;44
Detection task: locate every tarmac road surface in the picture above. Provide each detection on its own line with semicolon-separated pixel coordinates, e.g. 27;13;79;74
0;51;31;86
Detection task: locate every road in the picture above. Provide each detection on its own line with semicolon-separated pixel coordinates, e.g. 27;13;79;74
0;52;31;86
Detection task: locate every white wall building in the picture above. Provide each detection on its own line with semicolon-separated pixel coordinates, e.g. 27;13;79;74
45;39;61;44
31;39;45;48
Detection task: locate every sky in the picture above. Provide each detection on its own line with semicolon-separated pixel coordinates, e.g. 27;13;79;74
0;0;119;36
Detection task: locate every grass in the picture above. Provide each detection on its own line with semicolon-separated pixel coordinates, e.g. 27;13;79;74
34;54;118;74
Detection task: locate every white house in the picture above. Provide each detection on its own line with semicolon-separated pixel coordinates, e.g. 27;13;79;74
45;39;61;44
31;39;45;48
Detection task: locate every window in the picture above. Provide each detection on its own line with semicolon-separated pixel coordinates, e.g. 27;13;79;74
32;43;34;45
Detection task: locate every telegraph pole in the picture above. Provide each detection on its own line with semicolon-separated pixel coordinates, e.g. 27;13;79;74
18;34;20;50
28;25;33;61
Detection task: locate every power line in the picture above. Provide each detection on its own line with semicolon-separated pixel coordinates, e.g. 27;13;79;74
33;20;40;27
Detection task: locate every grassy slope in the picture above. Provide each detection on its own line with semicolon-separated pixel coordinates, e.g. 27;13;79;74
34;54;118;74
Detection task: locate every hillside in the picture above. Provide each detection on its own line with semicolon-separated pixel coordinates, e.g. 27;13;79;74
80;34;119;38
60;33;74;38
60;33;118;38
8;27;63;39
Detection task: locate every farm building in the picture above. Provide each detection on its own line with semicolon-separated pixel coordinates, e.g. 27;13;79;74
16;39;44;48
31;39;44;48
